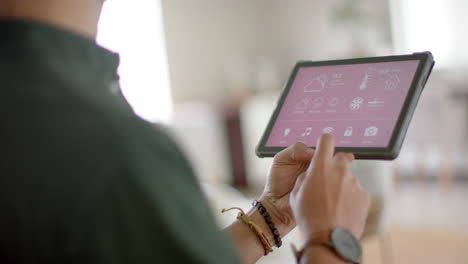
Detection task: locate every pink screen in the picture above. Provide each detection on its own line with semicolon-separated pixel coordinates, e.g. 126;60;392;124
266;60;420;148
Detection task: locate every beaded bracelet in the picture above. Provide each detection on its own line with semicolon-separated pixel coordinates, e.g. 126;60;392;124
252;200;282;248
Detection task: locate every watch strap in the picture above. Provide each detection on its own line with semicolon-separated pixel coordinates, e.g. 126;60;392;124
292;229;359;264
292;230;331;262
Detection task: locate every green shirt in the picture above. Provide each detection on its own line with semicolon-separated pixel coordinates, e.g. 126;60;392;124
0;20;239;264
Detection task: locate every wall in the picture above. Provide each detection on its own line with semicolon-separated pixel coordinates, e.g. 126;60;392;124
161;0;393;103
161;0;267;102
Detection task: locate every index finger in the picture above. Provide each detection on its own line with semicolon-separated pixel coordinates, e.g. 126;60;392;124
312;134;335;163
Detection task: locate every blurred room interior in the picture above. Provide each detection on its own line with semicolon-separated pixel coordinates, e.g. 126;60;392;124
97;0;468;263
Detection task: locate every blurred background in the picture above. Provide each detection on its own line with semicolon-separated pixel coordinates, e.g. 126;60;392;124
97;0;468;263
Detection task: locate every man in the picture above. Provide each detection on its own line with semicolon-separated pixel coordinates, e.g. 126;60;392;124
0;1;370;263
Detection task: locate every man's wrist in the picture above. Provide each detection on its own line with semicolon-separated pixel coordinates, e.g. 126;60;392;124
249;197;295;247
245;207;274;247
258;196;295;237
252;200;283;247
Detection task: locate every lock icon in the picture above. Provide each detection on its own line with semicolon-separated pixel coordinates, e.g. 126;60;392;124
344;127;353;137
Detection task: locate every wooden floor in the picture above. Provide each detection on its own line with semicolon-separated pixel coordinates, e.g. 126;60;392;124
363;227;468;264
362;182;468;264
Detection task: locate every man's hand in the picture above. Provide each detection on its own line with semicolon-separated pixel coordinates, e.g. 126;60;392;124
258;142;315;238
290;134;371;240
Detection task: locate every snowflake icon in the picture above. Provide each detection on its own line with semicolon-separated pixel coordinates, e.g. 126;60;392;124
349;97;364;111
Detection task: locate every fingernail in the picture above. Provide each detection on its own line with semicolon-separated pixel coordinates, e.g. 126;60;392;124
306;148;314;154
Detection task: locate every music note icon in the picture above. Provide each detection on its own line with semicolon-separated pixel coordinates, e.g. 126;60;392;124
301;127;312;137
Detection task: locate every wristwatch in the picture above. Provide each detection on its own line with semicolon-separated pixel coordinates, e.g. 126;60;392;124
293;227;362;263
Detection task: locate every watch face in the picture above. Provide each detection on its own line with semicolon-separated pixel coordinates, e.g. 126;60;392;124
331;227;362;263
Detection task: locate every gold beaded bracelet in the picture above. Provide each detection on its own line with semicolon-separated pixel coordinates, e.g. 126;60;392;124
222;207;273;256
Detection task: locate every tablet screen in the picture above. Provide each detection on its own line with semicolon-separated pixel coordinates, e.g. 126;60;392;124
265;60;420;148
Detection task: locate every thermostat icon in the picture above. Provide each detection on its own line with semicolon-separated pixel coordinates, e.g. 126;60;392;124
364;126;379;137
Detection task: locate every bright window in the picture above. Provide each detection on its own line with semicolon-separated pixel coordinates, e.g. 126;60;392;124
97;0;172;123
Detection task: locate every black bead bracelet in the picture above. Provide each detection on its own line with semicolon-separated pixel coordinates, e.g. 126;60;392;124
252;200;282;248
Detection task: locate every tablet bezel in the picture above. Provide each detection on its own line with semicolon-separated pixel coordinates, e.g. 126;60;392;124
256;52;435;160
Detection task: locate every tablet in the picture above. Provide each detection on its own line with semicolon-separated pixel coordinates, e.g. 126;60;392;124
256;52;435;160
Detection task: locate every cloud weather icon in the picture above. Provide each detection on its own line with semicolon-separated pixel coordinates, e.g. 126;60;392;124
304;74;327;93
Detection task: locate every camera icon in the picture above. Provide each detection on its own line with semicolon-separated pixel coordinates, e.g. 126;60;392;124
364;126;378;137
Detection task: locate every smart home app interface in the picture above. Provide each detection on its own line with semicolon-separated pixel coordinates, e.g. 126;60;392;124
266;60;420;148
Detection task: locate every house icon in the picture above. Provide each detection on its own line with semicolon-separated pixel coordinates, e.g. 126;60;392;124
304;74;327;92
385;74;400;90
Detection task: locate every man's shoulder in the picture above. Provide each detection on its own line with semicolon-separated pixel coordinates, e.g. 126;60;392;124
1;60;187;178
